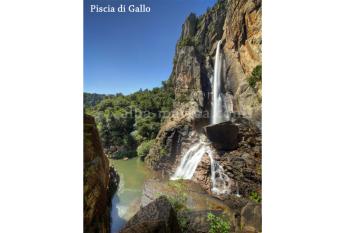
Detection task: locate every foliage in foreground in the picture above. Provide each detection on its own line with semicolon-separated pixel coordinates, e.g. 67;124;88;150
165;181;189;232
207;213;231;233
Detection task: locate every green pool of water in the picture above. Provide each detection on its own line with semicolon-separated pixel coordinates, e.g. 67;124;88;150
109;157;235;232
109;157;153;232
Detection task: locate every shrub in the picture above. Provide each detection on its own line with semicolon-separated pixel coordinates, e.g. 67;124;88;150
248;65;262;88
168;180;186;191
176;93;189;103
207;213;231;233
137;139;155;158
178;214;190;232
178;37;195;49
159;146;168;157
168;193;188;212
249;191;262;203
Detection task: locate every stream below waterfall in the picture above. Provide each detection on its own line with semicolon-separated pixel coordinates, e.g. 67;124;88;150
109;158;154;233
109;156;235;233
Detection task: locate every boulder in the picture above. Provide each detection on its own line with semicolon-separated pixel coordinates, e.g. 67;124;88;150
178;210;227;233
240;202;262;233
120;196;182;233
204;121;239;150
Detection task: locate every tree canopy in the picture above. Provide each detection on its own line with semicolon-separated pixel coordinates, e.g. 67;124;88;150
84;80;175;158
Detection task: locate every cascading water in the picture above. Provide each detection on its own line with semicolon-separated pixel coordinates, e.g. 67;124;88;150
211;40;229;125
207;150;232;195
171;142;207;180
171;140;233;195
171;40;235;196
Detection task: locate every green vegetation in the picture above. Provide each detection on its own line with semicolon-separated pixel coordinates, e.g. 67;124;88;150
248;65;262;88
137;139;155;158
249;191;262;203
178;214;190;233
178;35;201;49
168;193;188;212
111;150;137;160
165;181;189;232
167;180;188;212
83;93;109;107
207;213;231;233
178;37;195;49
84;80;175;158
168;180;187;191
176;92;190;103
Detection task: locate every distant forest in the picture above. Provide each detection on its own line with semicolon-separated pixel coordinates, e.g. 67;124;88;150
84;80;174;159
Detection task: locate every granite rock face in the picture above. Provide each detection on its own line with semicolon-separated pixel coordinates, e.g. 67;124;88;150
222;0;262;125
84;114;119;233
119;196;182;233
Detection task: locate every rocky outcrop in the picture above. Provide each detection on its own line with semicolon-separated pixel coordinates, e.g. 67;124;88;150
204;121;239;150
192;153;212;192
109;166;120;198
179;210;235;233
218;117;262;197
119;196;182;233
84;114;119;233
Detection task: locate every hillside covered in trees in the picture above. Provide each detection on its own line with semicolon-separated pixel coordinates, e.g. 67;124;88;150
84;80;175;159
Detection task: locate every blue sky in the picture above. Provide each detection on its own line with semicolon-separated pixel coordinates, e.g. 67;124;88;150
84;0;216;94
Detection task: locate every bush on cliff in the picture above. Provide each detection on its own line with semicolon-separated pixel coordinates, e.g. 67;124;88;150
137;139;155;158
178;36;195;49
249;191;262;203
248;65;262;88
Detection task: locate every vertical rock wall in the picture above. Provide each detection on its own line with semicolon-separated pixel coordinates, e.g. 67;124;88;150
84;114;119;233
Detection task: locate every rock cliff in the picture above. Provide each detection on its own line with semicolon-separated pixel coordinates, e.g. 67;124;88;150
84;114;120;233
145;0;261;190
144;1;262;231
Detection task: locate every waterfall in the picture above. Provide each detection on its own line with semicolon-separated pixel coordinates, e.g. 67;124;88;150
171;140;232;195
207;150;232;195
211;40;229;125
171;40;235;196
171;142;208;180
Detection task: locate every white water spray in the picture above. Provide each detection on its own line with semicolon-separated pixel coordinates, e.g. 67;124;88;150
207;150;232;195
171;141;232;195
171;142;207;180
